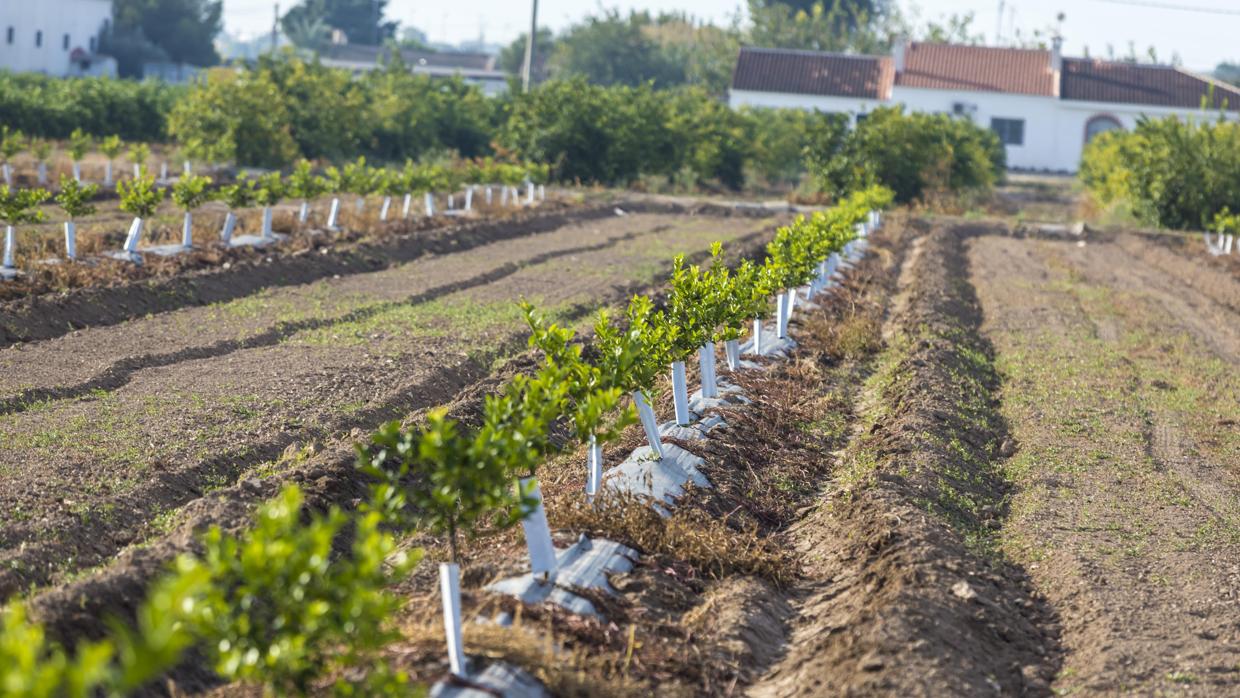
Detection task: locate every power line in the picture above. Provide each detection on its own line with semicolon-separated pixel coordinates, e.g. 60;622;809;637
1088;0;1240;15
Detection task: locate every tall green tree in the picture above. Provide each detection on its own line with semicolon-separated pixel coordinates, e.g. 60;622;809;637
550;11;685;87
747;0;893;53
109;0;222;76
282;0;397;47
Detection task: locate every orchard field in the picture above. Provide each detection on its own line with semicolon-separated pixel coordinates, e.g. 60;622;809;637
1;66;1239;697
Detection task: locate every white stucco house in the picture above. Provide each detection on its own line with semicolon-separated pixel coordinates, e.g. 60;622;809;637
730;40;1240;172
0;0;115;77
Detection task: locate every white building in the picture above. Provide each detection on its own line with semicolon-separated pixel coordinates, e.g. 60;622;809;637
0;0;114;77
730;41;1240;173
318;44;510;96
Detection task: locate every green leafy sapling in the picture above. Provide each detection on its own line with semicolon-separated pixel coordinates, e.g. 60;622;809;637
593;294;678;456
0;127;25;187
171;173;213;248
285;160;323;223
253;172;285;239
358;410;531;676
55;175;99;260
186;484;415;695
0;185;50;269
99;135;122;186
117;173;165;254
127;142;150;179
524;302;635;500
218;177;257;242
30;139;52;186
68;128;92;182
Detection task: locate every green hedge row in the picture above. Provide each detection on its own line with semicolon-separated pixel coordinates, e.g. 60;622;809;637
1080;114;1240;231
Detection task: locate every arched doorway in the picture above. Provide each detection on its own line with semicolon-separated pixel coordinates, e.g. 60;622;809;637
1085;115;1123;144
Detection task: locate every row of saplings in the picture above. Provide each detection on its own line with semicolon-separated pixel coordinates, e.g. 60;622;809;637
0;157;550;271
0;185;892;696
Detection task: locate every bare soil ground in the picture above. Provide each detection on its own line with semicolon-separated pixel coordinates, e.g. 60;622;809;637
11;182;1240;697
0;204;788;597
971;229;1240;695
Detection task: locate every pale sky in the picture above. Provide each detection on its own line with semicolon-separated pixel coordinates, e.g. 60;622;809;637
222;0;1240;73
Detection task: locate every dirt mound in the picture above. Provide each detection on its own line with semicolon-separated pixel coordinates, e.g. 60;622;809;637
751;223;1060;697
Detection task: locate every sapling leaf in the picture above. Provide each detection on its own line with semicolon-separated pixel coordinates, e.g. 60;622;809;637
55;175;99;219
68;128;93;162
0;185;50;225
117;174;165;219
171;173;213;211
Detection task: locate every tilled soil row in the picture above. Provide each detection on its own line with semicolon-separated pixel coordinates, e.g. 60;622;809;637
750;221;1061;696
0;199;766;346
24;221;784;656
357;216;911;697
1;207;785;599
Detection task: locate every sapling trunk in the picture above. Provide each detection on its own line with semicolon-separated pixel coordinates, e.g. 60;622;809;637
298;200;309;223
751;319;764;355
440;518;466;677
220;212;237;244
183;160;191;175
132;163;140;179
64;221;76;260
3;225;15;268
261;207;274;239
539;184;545;201
464;186;473;211
786;288;797;320
526;182;534;205
104;161;113;186
36;163;47;186
424;192;434;217
671;361;691;426
500;186;509;207
485;186;493;206
519;476;557;580
448;193;455;210
2;163;11;187
72;162;81;183
725;339;741;371
326;198;340;230
699;342;718;398
159;162;167;180
632;390;664;459
402;193;412;218
123;217;144;254
182;212;193;248
776;294;789;340
355;197;365;214
586;434;603;502
379;196;391;221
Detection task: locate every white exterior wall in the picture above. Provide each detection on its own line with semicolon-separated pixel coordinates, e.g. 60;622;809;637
730;88;885;126
1052;100;1239;172
732;84;1240;173
0;0;112;76
893;86;1064;171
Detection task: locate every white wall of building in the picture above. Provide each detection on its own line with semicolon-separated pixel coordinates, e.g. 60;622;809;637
0;0;112;76
729;89;885;126
731;84;1240;172
892;86;1064;171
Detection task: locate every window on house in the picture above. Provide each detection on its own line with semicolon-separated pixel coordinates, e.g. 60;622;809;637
35;30;42;48
63;33;70;50
991;118;1025;146
6;27;13;45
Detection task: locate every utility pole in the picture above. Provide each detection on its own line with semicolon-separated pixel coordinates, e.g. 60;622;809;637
271;2;279;54
995;0;1005;44
521;0;539;92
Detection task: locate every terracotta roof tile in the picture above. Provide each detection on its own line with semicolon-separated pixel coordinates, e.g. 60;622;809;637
895;42;1056;96
1061;59;1240;111
731;47;892;100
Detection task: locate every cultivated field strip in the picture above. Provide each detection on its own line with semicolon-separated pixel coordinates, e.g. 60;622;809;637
0;208;787;596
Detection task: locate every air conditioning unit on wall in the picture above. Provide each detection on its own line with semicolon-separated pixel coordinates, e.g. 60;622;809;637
952;102;978;119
